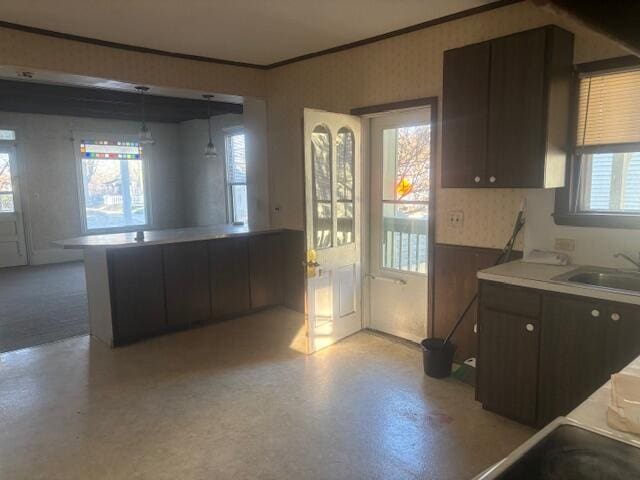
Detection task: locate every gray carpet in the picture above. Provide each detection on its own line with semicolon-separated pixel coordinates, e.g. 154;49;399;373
0;261;88;353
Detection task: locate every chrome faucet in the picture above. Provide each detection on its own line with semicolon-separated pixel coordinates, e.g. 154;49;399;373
614;252;640;271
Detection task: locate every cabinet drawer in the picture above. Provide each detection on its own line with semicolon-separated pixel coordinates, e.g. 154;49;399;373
480;281;541;318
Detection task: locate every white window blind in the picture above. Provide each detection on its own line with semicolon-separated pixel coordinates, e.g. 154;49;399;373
576;68;640;149
226;133;246;184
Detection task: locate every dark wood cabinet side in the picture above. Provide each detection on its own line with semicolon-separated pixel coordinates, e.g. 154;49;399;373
249;233;284;309
163;241;211;329
487;28;547;188
209;237;251;318
108;246;166;345
441;42;490;188
537;294;609;426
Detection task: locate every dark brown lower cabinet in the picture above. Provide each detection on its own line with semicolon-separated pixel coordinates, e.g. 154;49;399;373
108;245;166;345
248;233;283;308
605;302;640;375
163;241;211;329
537;295;608;426
478;281;640;427
209;237;251;318
477;307;540;425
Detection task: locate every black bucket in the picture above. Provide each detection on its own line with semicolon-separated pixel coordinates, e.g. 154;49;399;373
421;338;456;379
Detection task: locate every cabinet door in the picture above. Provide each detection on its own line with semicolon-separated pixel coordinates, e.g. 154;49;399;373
538;295;608;426
108;246;166;345
477;307;539;425
163;241;210;329
605;302;640;375
248;233;283;308
442;42;490;187
209;237;251;318
487;28;546;187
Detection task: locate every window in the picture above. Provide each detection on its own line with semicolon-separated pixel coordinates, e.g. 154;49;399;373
0;130;17;213
311;125;332;249
336;128;355;246
225;131;248;224
381;123;431;273
0;149;15;213
555;60;640;228
78;138;149;231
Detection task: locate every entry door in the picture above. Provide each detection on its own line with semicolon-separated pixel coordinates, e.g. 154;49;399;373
0;145;27;268
304;108;362;353
369;108;433;343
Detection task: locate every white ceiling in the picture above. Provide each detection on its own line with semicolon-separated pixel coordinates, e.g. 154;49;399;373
0;0;498;66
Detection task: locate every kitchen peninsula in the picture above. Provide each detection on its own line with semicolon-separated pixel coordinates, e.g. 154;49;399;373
57;225;304;346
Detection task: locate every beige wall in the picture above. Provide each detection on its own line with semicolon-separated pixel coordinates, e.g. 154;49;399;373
265;1;624;249
0;26;266;98
0;1;628;252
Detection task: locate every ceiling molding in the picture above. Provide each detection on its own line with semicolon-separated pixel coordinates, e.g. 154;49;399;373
0;79;243;123
0;1;523;71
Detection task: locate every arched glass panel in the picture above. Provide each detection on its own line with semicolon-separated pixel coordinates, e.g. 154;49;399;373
336;128;355;246
312;125;332;249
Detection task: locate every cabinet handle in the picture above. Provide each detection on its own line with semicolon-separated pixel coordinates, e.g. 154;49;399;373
525;323;535;332
474;176;481;183
489;176;496;183
611;312;620;322
591;309;600;317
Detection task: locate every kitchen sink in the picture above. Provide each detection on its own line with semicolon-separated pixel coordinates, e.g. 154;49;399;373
553;267;640;294
475;418;640;479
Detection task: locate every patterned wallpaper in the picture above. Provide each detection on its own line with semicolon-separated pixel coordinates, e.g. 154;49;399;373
0;27;266;98
0;1;627;251
266;1;625;249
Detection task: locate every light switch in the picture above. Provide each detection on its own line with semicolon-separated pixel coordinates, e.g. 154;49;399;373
555;238;575;252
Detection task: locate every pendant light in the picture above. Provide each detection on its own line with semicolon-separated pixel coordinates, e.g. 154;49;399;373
135;86;154;145
203;94;217;159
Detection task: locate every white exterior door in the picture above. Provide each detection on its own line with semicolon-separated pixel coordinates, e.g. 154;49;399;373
369;107;433;343
304;108;362;353
0;144;27;268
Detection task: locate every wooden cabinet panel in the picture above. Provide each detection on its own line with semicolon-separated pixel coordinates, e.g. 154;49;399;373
605;302;640;375
163;241;210;329
487;28;547;188
249;233;283;308
477;306;539;425
209;237;251;318
433;244;521;363
481;282;541;318
108;246;166;345
442;42;490;187
537;294;609;426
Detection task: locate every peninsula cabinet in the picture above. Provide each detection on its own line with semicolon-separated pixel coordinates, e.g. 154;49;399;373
442;25;574;188
209;237;251;318
102;228;303;347
477;280;640;427
108;245;166;345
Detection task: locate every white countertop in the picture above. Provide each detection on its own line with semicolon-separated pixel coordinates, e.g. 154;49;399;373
55;224;285;249
478;260;640;306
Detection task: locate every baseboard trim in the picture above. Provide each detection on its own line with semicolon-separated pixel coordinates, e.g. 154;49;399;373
30;248;84;265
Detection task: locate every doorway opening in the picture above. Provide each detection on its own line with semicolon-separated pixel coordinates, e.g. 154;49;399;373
360;101;437;344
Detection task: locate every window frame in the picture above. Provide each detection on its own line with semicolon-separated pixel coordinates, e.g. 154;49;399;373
0;129;19;217
74;131;153;234
224;127;248;225
554;55;640;229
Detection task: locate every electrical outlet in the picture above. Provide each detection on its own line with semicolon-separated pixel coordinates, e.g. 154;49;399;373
555;238;576;252
447;210;464;228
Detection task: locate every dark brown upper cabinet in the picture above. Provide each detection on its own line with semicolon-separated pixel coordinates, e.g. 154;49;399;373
442;42;491;187
442;25;574;188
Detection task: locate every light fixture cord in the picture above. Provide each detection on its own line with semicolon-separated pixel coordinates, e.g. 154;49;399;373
207;97;213;143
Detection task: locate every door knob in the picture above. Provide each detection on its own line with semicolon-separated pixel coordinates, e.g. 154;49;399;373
591;309;600;318
302;260;320;267
474;176;481;183
525;323;535;332
611;312;620;322
489;176;496;183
